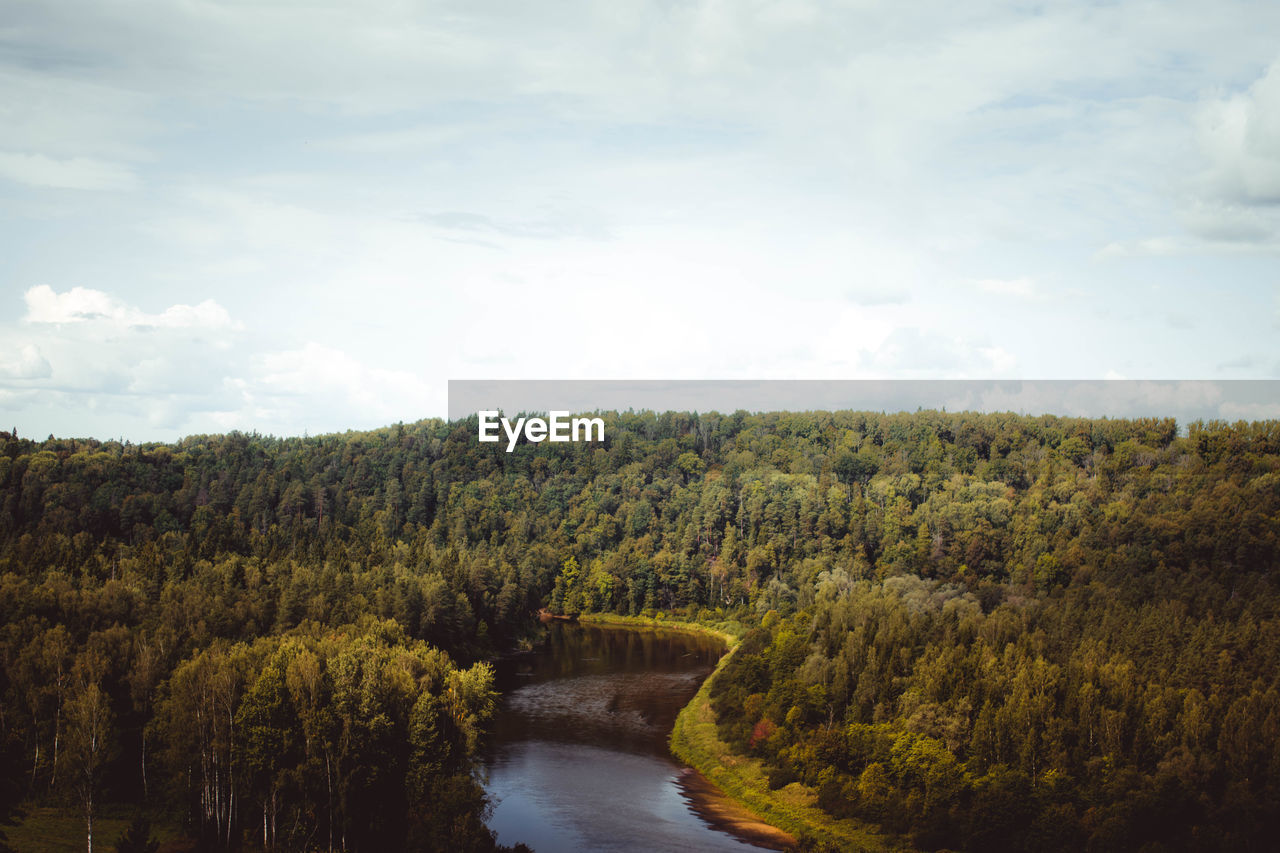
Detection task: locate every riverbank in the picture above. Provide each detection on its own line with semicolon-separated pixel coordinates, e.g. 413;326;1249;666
577;613;904;853
576;613;799;850
575;611;744;648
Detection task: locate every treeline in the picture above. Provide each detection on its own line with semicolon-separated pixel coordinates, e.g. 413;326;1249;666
157;619;499;852
0;422;544;851
712;579;1280;851
1;410;1278;851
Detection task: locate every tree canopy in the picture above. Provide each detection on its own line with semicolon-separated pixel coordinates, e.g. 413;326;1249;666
1;409;1277;850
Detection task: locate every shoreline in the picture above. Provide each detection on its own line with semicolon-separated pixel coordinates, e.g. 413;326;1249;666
573;611;743;648
577;612;905;853
675;765;797;851
573;613;798;850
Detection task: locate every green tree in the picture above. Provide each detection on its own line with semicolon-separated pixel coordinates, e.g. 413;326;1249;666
65;682;116;853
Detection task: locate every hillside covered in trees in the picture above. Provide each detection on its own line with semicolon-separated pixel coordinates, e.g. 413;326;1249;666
1;409;1278;851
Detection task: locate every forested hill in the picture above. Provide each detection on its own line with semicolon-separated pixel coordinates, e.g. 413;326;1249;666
2;410;1279;851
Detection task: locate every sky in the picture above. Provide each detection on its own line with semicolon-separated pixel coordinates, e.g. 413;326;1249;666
2;0;1279;441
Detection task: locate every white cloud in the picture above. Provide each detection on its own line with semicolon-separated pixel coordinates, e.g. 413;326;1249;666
23;285;235;329
1096;237;1182;258
254;343;434;419
864;327;1017;377
844;285;911;307
1197;59;1280;204
200;344;443;437
975;277;1039;299
23;286;118;323
1095;233;1280;257
0;151;138;191
320;122;500;155
1178;199;1277;243
1;285;441;438
1;287;248;437
0;345;52;380
1098;58;1280;256
3;2;1280;440
0;66;155;163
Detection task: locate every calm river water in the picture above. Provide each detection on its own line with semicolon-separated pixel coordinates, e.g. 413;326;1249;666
483;621;788;852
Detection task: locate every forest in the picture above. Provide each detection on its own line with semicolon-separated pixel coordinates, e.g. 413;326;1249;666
1;408;1278;851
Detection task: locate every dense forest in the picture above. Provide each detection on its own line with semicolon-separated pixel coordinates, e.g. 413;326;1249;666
1;409;1278;851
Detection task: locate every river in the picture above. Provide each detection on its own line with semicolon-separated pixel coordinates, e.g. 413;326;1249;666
483;620;791;852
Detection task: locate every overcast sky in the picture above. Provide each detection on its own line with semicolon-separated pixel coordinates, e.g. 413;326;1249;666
2;0;1279;441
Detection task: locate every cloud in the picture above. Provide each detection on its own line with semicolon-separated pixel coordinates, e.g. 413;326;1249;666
1096;233;1280;257
3;1;1280;442
1099;59;1280;256
2;284;439;438
864;327;1016;377
23;285;235;329
1096;237;1181;258
320;122;501;154
975;277;1039;299
1;287;246;437
1216;354;1263;372
1178;199;1277;243
843;285;910;307
0;65;155;164
23;286;117;323
0;151;138;190
417;209;611;241
1196;59;1280;204
0;345;52;380
245;343;437;429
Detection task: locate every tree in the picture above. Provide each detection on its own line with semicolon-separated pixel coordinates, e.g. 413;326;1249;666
236;647;295;851
551;557;583;616
676;451;705;483
834;448;878;488
65;682;116;853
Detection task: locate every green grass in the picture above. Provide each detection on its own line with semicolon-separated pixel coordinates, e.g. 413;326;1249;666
667;636;911;853
7;804;185;853
576;611;744;647
579;610;909;851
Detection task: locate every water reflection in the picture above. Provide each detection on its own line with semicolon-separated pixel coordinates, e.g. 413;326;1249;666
484;622;784;852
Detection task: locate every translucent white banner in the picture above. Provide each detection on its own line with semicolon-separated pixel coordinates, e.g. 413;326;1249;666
448;379;1280;427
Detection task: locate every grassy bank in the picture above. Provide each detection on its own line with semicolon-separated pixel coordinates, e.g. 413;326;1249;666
575;611;744;648
578;611;906;852
670;654;901;851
